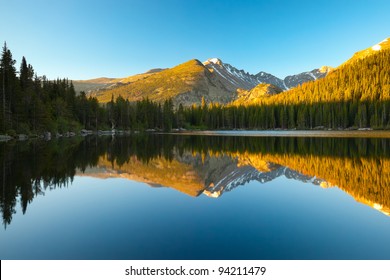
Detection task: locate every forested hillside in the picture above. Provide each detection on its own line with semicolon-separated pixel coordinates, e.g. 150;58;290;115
94;48;390;131
1;43;389;135
181;48;390;130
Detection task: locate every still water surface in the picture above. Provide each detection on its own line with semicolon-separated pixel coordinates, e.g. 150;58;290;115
0;134;390;259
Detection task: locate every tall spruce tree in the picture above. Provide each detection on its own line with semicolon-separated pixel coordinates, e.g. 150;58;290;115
0;42;17;132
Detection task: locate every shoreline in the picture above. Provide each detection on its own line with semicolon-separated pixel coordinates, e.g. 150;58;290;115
3;129;390;142
163;129;390;138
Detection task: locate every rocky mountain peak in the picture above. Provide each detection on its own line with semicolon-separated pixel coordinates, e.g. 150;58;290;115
203;58;223;66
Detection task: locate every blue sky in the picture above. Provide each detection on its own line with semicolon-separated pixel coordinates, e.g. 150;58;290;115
1;0;389;80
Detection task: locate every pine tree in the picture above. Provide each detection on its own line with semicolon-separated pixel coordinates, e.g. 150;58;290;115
0;42;17;132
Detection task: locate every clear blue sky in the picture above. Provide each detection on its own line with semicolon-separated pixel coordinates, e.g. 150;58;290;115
1;0;389;80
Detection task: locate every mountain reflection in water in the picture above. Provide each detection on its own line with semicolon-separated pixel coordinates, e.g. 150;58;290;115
1;134;390;227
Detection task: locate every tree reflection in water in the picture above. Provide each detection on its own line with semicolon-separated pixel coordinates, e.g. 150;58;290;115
1;134;389;227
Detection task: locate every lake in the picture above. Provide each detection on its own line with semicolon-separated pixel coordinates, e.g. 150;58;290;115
1;133;390;260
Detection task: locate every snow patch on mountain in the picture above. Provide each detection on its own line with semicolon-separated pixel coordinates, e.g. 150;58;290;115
202;57;331;92
282;80;289;90
209;58;220;64
307;72;317;80
204;58;223;65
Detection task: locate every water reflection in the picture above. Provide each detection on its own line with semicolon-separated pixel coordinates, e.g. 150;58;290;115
1;134;390;227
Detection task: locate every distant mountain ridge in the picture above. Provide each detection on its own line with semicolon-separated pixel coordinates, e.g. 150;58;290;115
72;69;165;94
88;59;237;105
74;37;388;106
74;59;331;96
83;58;331;106
203;58;283;90
203;58;331;90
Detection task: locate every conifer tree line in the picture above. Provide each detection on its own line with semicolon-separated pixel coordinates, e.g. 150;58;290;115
181;49;390;130
0;43;96;135
0;43;177;134
1;42;390;135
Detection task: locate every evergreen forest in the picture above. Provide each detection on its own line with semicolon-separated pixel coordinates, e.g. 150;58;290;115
1;43;390;136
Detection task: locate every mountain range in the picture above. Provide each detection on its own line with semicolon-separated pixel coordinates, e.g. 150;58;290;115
73;37;388;106
79;58;331;106
202;58;332;90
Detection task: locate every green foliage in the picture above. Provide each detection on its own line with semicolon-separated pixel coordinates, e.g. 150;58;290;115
1;44;388;134
269;49;390;104
181;49;390;130
0;44;112;134
17;122;30;135
5;129;16;138
92;48;390;131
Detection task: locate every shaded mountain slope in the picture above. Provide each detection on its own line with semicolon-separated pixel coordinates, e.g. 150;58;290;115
231;83;283;105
